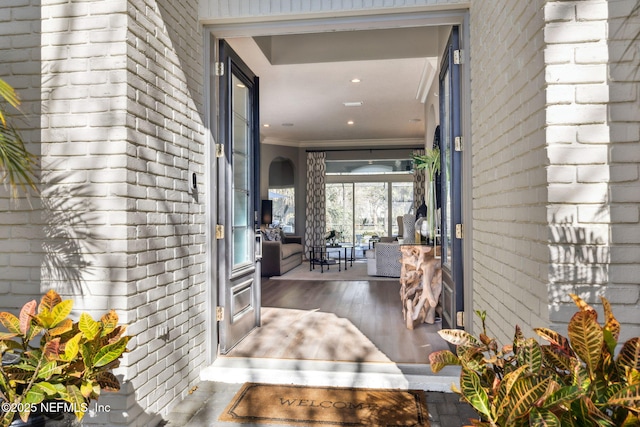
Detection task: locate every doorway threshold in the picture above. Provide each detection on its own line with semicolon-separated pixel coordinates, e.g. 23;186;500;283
200;357;459;392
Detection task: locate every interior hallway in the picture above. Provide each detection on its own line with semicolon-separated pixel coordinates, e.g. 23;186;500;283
225;278;450;364
180;278;474;426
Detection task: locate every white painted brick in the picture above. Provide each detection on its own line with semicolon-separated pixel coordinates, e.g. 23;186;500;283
577;165;609;182
610;164;640;182
576;1;608;21
576;84;609;103
546;125;577;143
610;205;640;223
611;143;640;163
544;2;575;21
611;184;640;203
544;22;606;44
575;44;609;64
549;104;608;126
547;145;608;164
548;183;608;203
546;85;575;104
546;64;607;85
576;124;611;143
547;165;576;183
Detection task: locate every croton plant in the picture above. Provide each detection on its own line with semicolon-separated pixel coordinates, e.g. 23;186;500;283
430;294;640;426
0;290;129;426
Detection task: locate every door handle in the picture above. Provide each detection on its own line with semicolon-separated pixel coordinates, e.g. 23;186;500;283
255;231;263;260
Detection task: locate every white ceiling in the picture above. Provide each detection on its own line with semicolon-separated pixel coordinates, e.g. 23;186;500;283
226;27;443;146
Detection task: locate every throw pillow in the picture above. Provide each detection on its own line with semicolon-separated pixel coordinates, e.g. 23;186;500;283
263;228;281;241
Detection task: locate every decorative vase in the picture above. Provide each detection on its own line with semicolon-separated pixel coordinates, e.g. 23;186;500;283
402;214;415;243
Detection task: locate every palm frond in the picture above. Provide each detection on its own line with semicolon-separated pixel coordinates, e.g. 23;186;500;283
0;78;37;196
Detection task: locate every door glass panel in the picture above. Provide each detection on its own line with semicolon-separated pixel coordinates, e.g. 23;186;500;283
442;66;452;268
232;74;252;267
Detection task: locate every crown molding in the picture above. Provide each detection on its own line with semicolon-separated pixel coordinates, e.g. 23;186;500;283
262;137;425;149
261;137;302;147
417;58;438;103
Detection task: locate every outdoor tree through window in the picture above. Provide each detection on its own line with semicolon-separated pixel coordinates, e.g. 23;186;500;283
326;181;413;246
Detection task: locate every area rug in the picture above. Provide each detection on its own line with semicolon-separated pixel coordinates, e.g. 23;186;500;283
224;307;393;362
271;261;399;282
219;383;430;426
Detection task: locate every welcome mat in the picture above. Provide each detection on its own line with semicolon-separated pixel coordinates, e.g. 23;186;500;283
219;383;430;426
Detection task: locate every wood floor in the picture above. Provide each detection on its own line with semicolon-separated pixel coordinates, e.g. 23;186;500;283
225;277;450;364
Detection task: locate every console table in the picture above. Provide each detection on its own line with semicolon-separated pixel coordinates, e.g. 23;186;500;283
399;245;442;330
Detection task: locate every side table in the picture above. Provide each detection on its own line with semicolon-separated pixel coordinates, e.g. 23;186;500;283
309;246;341;273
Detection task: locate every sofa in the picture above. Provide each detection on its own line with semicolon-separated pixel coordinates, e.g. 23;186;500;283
261;234;303;276
366;240;402;278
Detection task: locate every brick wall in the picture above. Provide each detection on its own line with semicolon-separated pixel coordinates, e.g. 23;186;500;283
0;1;46;311
606;0;640;340
122;0;206;425
545;0;640;342
1;0;206;425
471;0;640;344
470;0;549;343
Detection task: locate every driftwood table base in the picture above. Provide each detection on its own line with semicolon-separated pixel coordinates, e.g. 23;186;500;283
399;245;442;330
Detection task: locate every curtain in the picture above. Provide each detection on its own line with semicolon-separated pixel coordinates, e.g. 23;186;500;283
413;148;426;214
304;152;326;257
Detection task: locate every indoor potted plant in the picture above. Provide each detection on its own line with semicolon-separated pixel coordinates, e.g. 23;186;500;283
412;148;440;243
429;294;640;426
0;290;129;426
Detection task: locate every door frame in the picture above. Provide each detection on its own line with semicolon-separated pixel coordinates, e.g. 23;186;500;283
203;8;474;364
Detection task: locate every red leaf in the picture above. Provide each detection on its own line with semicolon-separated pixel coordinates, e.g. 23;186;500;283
44;338;61;359
19;300;37;335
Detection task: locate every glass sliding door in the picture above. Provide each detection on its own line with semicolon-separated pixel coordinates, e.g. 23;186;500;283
326;180;413;247
354;182;388;242
391;182;413;236
325;183;354;243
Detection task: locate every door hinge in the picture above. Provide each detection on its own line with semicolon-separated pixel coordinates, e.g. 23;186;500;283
455;223;463;239
215;143;224;158
216;306;224;321
453;49;463;65
455;136;463;152
457;311;464;327
216;224;224;240
215;62;224;76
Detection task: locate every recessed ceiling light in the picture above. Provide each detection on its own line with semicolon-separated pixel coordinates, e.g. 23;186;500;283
347;120;355;125
236;83;246;88
351;78;361;83
263;124;270;128
343;101;363;107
